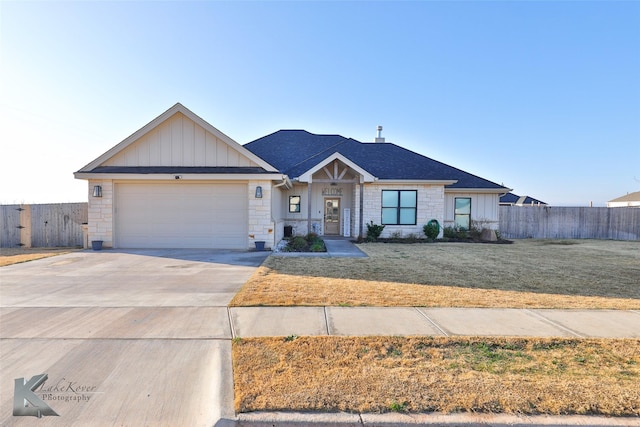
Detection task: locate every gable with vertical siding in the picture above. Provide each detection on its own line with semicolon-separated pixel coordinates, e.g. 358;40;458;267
102;112;259;168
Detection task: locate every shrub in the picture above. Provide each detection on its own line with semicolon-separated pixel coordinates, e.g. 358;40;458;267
390;231;403;239
365;221;385;242
288;236;309;251
443;226;457;239
309;242;325;252
442;226;470;239
423;220;440;240
404;233;419;243
285;233;326;252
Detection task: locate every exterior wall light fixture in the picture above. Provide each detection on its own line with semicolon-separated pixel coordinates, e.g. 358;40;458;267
92;185;103;197
255;186;263;198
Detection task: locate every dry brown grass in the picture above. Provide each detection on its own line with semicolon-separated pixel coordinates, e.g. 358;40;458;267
230;239;640;309
0;248;76;267
233;336;640;416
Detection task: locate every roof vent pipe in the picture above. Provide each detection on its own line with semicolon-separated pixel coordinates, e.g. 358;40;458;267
375;125;385;143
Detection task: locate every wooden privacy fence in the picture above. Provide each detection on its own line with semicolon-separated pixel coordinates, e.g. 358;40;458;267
0;203;88;248
499;206;640;240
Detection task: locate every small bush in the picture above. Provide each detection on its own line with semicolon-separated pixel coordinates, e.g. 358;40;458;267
443;226;457;238
309;241;325;252
468;226;482;241
284;234;326;252
366;221;385;242
404;233;419;243
442;226;469;239
288;236;309;251
423;220;440;240
390;231;403;239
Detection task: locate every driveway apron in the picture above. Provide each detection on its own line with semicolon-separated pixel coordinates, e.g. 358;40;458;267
0;249;268;426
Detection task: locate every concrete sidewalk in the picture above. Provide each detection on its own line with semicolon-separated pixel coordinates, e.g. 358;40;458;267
230;306;640;338
231;306;640;426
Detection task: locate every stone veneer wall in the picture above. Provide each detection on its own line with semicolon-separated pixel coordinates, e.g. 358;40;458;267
87;179;114;247
248;180;275;249
352;184;362;239
362;184;445;239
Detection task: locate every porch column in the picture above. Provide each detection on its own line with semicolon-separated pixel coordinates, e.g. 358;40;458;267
307;183;312;235
359;183;364;238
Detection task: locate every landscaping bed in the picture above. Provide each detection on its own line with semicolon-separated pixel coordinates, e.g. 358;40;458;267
279;233;326;252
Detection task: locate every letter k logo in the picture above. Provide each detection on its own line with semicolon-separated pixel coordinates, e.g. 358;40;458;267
13;374;59;417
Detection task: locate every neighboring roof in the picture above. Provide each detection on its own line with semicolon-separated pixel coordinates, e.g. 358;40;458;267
500;192;547;206
244;130;508;190
608;191;640;203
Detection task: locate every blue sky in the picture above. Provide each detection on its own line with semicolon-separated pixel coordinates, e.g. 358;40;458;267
1;1;638;206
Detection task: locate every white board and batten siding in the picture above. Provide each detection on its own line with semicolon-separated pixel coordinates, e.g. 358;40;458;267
103;112;260;168
444;193;500;228
115;182;247;249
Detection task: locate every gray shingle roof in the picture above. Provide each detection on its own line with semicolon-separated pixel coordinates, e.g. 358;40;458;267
500;192;547;205
244;130;505;189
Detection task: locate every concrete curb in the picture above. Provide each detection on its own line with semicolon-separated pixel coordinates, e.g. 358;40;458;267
236;411;640;426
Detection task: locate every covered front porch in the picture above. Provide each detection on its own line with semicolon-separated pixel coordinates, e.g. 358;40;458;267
278;154;375;239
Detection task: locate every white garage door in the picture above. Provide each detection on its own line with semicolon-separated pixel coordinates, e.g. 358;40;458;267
115;183;247;249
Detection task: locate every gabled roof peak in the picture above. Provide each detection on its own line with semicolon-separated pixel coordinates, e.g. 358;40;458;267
76;103;278;173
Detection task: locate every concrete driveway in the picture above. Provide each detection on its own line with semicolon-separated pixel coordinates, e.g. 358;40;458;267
0;249;268;426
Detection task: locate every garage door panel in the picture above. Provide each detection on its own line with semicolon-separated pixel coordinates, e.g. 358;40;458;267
115;183;247;249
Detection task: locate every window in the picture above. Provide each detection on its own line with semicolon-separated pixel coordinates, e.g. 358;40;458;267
289;196;301;213
454;197;471;229
382;190;417;225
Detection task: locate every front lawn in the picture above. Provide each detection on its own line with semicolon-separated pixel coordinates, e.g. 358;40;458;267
230;239;640;309
231;239;640;416
233;336;640;415
0;247;77;267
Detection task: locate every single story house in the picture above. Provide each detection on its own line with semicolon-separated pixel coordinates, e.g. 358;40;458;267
607;191;640;208
75;103;511;249
499;192;547;206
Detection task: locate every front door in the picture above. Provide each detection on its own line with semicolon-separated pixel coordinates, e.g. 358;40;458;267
324;198;340;235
